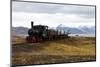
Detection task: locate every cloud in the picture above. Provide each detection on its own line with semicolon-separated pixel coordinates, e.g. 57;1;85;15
12;1;95;28
12;1;95;19
12;12;95;28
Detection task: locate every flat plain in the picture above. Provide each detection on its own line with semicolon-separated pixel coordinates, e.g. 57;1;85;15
12;36;96;66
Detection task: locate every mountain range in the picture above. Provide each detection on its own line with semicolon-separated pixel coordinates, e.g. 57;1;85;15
56;24;95;34
12;24;95;36
12;27;29;36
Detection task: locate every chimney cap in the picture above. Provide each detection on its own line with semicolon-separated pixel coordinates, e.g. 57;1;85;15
31;21;34;22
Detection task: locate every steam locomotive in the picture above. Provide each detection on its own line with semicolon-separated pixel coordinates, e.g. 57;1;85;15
26;21;69;43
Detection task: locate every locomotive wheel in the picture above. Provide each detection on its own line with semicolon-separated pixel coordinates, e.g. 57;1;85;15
35;37;39;42
35;37;43;42
32;36;36;43
39;37;43;42
26;36;36;43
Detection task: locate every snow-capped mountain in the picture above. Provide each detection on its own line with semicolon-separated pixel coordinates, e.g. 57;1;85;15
78;26;95;34
56;24;95;34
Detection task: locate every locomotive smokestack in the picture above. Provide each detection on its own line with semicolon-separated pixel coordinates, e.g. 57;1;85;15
31;21;34;28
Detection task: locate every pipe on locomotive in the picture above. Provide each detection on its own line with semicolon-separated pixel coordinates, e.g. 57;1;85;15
31;21;34;28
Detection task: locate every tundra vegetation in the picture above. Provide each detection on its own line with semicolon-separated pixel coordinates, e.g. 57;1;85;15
12;36;96;66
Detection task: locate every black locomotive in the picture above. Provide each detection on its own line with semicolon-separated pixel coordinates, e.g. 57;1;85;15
26;21;69;43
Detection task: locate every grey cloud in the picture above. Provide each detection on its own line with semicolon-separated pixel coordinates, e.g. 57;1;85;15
12;1;95;19
12;2;62;13
55;6;95;18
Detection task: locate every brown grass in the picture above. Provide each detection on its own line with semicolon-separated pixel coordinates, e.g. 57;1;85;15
12;36;96;66
12;36;26;44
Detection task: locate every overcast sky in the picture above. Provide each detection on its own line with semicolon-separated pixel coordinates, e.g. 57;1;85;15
12;1;95;28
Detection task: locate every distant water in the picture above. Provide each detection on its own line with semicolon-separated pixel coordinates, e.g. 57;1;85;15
69;34;95;37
